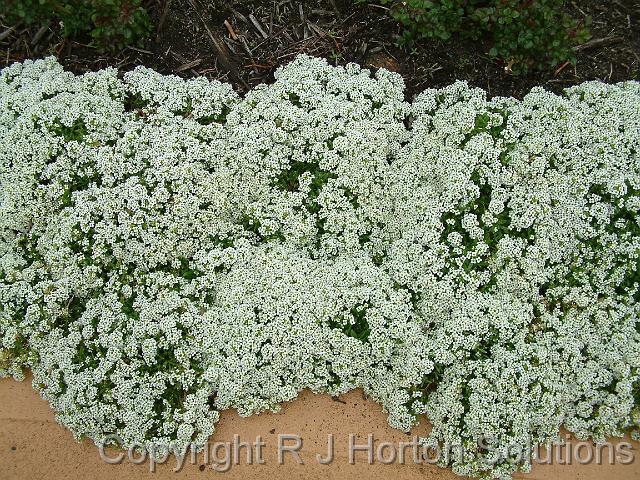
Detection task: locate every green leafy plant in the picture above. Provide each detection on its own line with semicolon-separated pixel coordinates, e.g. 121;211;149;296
4;0;151;51
362;0;589;73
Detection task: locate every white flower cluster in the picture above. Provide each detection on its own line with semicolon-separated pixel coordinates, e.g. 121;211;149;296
0;55;638;478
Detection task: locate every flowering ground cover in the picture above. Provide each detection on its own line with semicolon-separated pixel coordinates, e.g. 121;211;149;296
0;55;638;478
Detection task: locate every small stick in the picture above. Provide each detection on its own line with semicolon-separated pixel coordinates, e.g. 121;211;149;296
224;19;238;40
311;9;334;16
175;59;202;72
554;60;571;76
127;46;154;55
299;4;310;39
243;63;273;69
230;8;249;24
248;14;269;39
572;36;623;52
307;22;326;38
171;50;187;64
31;24;49;46
571;1;587;17
239;36;254;62
366;3;390;11
0;25;17;42
222;36;239;55
156;0;172;42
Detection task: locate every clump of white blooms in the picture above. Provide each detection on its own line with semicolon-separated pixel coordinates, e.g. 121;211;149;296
0;55;639;478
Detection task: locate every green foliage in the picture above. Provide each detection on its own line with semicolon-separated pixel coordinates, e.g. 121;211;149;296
274;159;338;215
328;304;371;341
404;363;446;414
47;118;87;142
4;0;151;51
0;334;31;376
362;0;589;73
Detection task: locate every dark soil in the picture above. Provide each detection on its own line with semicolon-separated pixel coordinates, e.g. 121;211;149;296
1;0;639;99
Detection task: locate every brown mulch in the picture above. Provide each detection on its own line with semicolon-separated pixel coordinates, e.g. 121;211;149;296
1;0;639;99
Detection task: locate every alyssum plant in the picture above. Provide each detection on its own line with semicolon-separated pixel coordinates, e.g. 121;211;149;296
0;56;638;478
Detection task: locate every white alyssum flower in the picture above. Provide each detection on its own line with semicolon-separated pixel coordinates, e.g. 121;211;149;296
0;55;638;478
